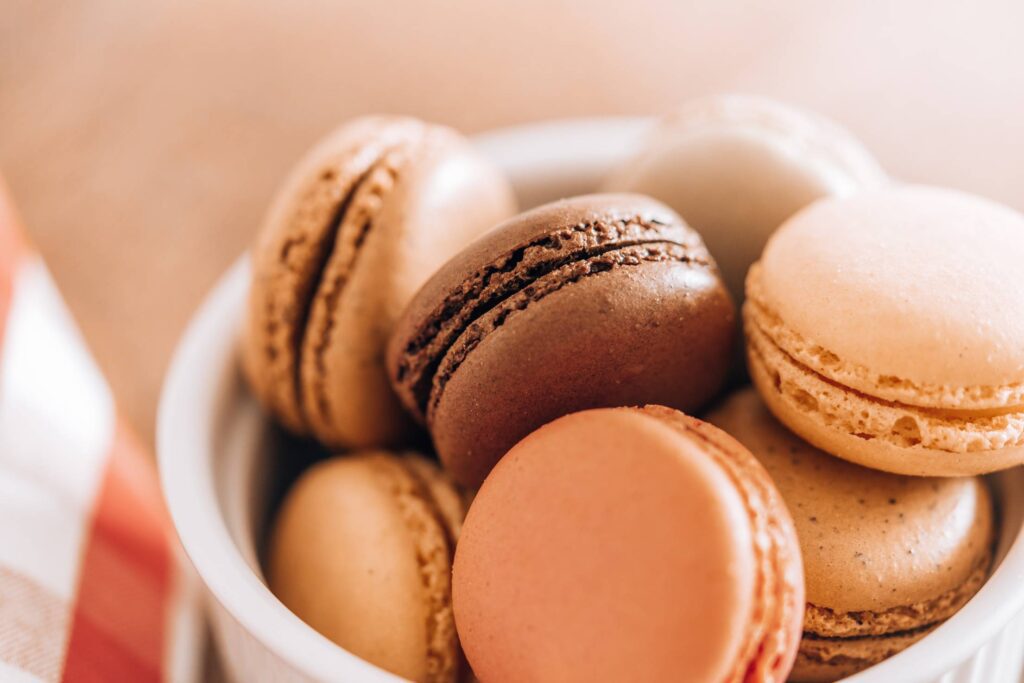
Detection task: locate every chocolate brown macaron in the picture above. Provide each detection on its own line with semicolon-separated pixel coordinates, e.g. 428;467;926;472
242;117;515;449
388;194;735;487
708;388;995;682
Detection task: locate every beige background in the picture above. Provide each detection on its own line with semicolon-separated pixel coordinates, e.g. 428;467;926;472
3;0;1024;447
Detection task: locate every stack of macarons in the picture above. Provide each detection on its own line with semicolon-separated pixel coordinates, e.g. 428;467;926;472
239;97;1023;682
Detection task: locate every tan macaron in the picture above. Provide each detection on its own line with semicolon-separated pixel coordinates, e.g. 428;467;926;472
268;452;467;683
708;388;995;682
242;116;516;450
745;186;1024;476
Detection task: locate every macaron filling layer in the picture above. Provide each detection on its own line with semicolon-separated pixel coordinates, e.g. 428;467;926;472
392;215;710;422
642;406;803;682
382;455;462;682
745;269;1024;454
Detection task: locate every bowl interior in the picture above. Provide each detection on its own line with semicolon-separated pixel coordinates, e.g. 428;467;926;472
159;117;1024;683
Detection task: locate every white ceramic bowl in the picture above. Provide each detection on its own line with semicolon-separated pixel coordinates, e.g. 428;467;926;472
158;118;1024;683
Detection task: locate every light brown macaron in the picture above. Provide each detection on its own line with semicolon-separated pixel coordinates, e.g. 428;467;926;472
242;116;516;450
708;388;995;682
268;451;468;683
387;193;735;488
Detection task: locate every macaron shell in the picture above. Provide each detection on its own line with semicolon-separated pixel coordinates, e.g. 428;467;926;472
643;405;805;682
267;452;462;683
707;388;994;617
299;126;516;447
430;257;734;487
452;408;759;683
757;186;1024;394
604;94;885;303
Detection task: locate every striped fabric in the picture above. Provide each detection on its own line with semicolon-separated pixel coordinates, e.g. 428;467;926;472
0;179;199;682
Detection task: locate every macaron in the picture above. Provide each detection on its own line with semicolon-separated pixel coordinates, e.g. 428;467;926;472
452;406;804;683
388;193;735;487
242;116;516;450
746;185;1024;476
604;94;886;304
708;388;995;682
268;451;467;683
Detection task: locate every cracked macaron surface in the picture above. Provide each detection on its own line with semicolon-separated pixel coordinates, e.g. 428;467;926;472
452;407;804;683
709;388;995;682
388;193;735;487
242;116;516;450
268;452;467;683
745;185;1024;476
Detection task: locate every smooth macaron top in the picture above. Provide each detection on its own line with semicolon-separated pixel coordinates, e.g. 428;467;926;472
453;407;803;683
709;389;994;621
243;116;515;449
268;452;466;683
752;185;1024;407
388;193;710;424
604;94;885;302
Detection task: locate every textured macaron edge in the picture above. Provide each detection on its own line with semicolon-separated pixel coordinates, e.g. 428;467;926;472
388;197;712;425
297;140;419;443
378;453;466;683
802;545;992;638
423;242;709;424
640;405;804;683
791;624;936;683
745;270;1024;460
242;117;426;437
653;94;887;190
746;263;1024;411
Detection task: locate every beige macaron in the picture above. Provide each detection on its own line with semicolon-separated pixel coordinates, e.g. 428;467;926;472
604;94;886;304
746;185;1024;475
268;452;468;683
242;116;516;450
708;388;995;682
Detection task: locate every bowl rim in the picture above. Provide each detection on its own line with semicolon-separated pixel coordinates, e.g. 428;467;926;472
158;115;1024;683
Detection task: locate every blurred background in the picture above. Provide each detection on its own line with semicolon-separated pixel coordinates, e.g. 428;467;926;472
2;0;1023;448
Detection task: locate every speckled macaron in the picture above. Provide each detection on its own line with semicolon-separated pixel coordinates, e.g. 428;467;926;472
268;451;468;683
708;388;995;682
242;116;516;450
604;94;886;304
746;185;1024;475
453;406;804;683
387;194;735;487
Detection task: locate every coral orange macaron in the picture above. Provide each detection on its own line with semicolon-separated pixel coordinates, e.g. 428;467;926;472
452;406;804;683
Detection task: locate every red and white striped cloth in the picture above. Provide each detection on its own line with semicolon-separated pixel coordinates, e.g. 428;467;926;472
0;178;200;682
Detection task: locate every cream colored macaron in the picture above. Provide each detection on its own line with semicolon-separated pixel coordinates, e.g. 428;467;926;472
604;94;886;304
268;452;468;683
242;116;516;450
746;185;1024;475
708;388;995;682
